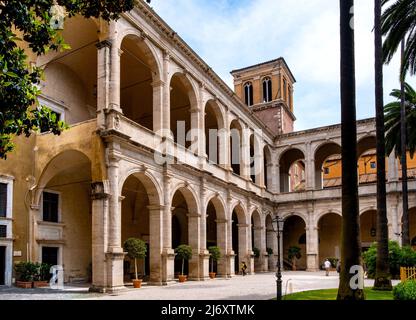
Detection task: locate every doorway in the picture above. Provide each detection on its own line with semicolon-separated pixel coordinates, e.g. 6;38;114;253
42;247;59;266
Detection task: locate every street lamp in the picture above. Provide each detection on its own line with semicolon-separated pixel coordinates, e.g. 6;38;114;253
272;215;284;300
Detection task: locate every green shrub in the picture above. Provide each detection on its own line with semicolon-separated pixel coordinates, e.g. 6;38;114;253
208;246;221;273
363;241;416;279
253;247;260;258
393;280;416;300
175;245;193;276
35;263;52;281
14;262;38;282
123;238;147;280
266;247;273;256
288;246;301;260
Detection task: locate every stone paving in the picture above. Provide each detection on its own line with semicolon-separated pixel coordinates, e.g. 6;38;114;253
0;271;400;300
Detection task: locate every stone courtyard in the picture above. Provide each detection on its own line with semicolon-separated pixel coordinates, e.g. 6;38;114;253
0;272;400;300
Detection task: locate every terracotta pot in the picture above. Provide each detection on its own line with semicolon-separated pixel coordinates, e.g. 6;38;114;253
209;272;216;279
33;281;49;288
16;281;33;289
133;279;142;288
178;275;187;283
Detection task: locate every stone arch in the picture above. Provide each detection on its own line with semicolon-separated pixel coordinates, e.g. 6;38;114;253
118;30;162;81
314;142;342;189
264;145;273;190
230;119;243;176
282;213;307;270
204;193;227;220
360;209;377;250
279;147;306;193
315;209;342;227
169;72;199;147
119;168;163;206
205;99;225;164
317;212;342;268
357;135;378;185
34;149;92;206
120;32;162;131
170;183;200;214
231;202;249;274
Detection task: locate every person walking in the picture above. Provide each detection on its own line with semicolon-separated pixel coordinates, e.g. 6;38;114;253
324;258;332;276
240;261;247;276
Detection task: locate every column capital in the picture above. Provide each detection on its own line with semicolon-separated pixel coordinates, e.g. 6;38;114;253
96;39;112;49
237;223;250;228
215;219;229;224
30;204;40;211
187;212;202;218
91;182;110;200
151;79;165;88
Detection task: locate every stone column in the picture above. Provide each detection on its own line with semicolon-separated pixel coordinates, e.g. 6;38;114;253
387;152;399;182
190;107;202;156
388;199;400;242
188;211;201;280
305;143;315;190
274;164;281;194
148;205;164;285
216;219;229;277
256;141;265;187
218;127;229;168
109;42;122;113
162;175;175;283
151;80;165;134
253;226;268;272
105;153;125;291
241;126;250;180
162;53;171;138
227;208;236;276
267;227;278;271
306;223;319;272
96;40;111;129
238;223;252;274
199;211;210;280
90;182;109;292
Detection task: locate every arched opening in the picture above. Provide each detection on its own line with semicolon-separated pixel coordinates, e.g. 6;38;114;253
263;77;272;103
357;136;379;185
279;148;305;193
318;213;341;269
37;150;92;283
230;120;243;176
360;210;377;252
171;190;190;277
38;16;99;125
251;210;263;272
231;205;246;274
315;143;342;189
170;73;196;148
206;197;227;275
250;135;256;183
283;215;306;270
205;100;223;164
264;146;273;190
244;82;253;106
121;176;150;283
265;215;276;270
120;35;158;131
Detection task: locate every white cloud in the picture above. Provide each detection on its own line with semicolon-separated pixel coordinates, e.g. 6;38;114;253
151;0;416;131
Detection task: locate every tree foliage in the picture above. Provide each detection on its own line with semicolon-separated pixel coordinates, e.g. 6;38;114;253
384;82;416;157
381;0;416;78
0;0;136;159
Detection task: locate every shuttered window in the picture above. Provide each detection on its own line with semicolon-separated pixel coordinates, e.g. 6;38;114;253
0;183;7;218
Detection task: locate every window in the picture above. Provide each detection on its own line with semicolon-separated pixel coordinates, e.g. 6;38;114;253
0;183;6;218
283;78;287;102
288;86;292;109
42;247;59;266
38;96;66;133
324;167;330;174
370;162;376;169
43;192;59;223
0;225;6;238
244;82;253;106
262;77;272;102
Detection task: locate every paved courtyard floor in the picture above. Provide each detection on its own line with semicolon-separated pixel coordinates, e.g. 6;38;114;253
0;271;400;300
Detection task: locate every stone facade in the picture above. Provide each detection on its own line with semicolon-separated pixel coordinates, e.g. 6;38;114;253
0;2;415;291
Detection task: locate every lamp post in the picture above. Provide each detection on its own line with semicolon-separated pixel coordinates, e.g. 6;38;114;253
272;216;284;300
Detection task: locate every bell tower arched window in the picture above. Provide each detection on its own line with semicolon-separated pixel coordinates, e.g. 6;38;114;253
262;77;272;102
244;82;253;107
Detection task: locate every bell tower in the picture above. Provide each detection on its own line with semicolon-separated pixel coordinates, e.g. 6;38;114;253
231;58;296;135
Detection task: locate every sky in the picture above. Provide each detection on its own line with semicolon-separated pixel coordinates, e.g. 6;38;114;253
150;0;416;131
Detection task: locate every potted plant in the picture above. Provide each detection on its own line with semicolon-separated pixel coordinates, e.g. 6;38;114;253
208;246;221;279
253;247;260;258
266;247;273;256
14;262;37;288
175;244;193;283
288;246;302;271
33;263;52;288
123;238;147;288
